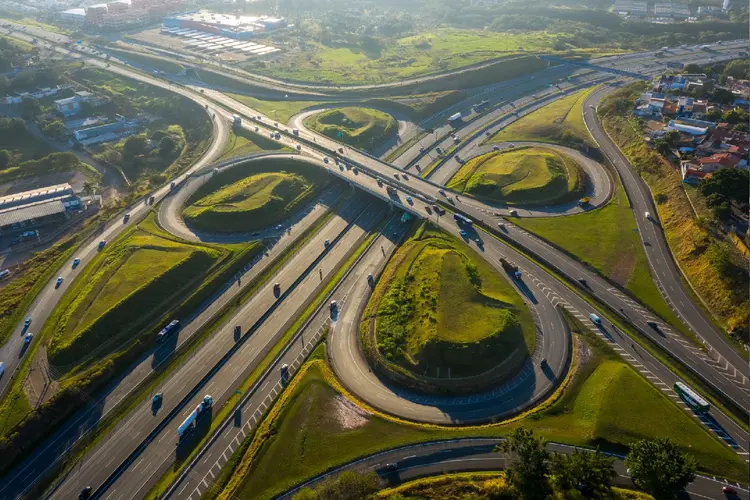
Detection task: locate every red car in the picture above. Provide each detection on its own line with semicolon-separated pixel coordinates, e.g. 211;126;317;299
722;486;737;496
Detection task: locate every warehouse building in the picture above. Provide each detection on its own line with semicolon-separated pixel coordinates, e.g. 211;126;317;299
0;184;81;235
163;12;287;39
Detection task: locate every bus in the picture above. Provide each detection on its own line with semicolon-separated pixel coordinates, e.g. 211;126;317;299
674;381;710;413
453;213;473;225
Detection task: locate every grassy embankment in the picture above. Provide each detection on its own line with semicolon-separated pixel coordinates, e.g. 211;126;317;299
215;315;746;500
183;157;329;233
217;126;289;161
376;472;654;500
597;83;749;337
0;213;262;474
225;93;325;124
484;87;685;335
489;86;598;150
366;224;535;381
447;146;586;206
243;29;584;85
303;107;398;153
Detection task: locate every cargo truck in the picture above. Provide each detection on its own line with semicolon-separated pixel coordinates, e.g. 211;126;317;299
500;258;522;280
177;395;213;438
448;112;462;124
157;319;180;343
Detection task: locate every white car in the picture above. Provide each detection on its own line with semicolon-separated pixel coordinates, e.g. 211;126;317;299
644;211;651;219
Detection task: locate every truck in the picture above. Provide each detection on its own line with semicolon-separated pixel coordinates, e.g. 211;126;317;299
453;213;473;225
386;185;398;196
231;114;242;128
292;128;299;136
177;395;213;438
157;319;180;343
577;196;591;207
499;258;522;280
448;112;462;124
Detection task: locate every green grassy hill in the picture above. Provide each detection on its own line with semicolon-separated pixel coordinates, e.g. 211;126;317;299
370;225;534;379
47;223;223;369
490;87;597;149
183;157;328;233
303;107;397;153
447;146;586;206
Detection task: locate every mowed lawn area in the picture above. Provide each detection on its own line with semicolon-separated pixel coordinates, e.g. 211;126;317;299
218;330;745;500
226;93;325;124
514;182;682;330
447;147;586;206
183;157;329;233
244;29;564;84
370;225;534;379
303;107;397;153
490;86;597;149
46;218;225;371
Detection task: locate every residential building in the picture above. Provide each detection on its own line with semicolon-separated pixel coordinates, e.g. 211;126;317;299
613;0;648;16
54;91;96;117
85;4;108;25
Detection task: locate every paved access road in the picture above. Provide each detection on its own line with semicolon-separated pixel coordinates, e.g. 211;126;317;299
282;438;750;500
583;85;750;395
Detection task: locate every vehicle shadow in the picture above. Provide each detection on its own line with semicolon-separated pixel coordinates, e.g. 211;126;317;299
152;329;179;370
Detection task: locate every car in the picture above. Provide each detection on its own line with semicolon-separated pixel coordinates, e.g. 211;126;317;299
509;209;518;216
23;332;33;345
438;189;446;196
425;206;432;214
324;239;330;248
589;104;595;108
406;196;413;205
485;131;491;136
98;240;106;250
296;144;301;151
72;258;81;268
644;211;650;219
273;283;281;294
338;148;344;153
384;463;398;472
274;122;278;127
436;147;442;154
152;392;163;403
722;486;737;495
459;229;467;237
329;300;337;311
509;143;515;148
646;321;659;330
367;274;374;283
79;486;93;500
24;317;32;328
540;358;547;367
275;224;283;230
497;222;505;228
394;173;400;180
123;213;130;223
493;145;500;151
0;361;5;378
402;174;408;180
352;167;358;174
56;276;64;288
280;363;289;376
323;157;329;164
578;278;588;287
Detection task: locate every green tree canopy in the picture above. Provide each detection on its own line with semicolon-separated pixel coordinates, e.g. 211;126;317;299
699;168;749;202
625;438;696;499
499;428;551;500
551;447;617;497
293;471;379;500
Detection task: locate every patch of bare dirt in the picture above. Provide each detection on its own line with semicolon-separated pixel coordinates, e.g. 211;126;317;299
329;394;370;430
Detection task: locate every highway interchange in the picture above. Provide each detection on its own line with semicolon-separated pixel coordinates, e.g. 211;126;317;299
0;22;747;500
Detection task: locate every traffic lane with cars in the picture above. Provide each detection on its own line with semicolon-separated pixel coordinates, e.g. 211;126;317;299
0;31;230;397
583;86;749;392
48;200;384;500
96;204;391;500
281;438;749;500
0;188;351;500
168;215;408;500
329;212;568;424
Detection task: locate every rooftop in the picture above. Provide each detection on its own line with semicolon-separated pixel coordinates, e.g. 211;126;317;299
0;200;66;227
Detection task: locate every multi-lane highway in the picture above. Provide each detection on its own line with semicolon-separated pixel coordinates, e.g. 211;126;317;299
0;23;747;500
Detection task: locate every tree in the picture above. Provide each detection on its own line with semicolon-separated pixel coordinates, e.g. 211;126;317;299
551;448;616;498
722;108;749;124
625;438;696;499
0;149;10;169
158;135;177;158
42;119;66;140
20;96;41;118
683;63;703;74
699;168;749;202
122;135;148;157
711;87;736;105
499;428;551;499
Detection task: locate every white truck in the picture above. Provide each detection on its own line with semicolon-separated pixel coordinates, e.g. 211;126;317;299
448;112;462;124
177;395;213;438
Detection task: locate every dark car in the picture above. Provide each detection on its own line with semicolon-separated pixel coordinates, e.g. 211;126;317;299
79;486;92;500
646;321;659;330
384;463;398;472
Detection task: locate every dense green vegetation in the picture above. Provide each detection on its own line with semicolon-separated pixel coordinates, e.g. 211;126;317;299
226;93;325;124
303;107;397;153
447;147;586;206
183;157;329;233
106;47;185;74
366;225;534;381
215;318;744;500
67;67;212;191
489;87;596;150
598;83;749;337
